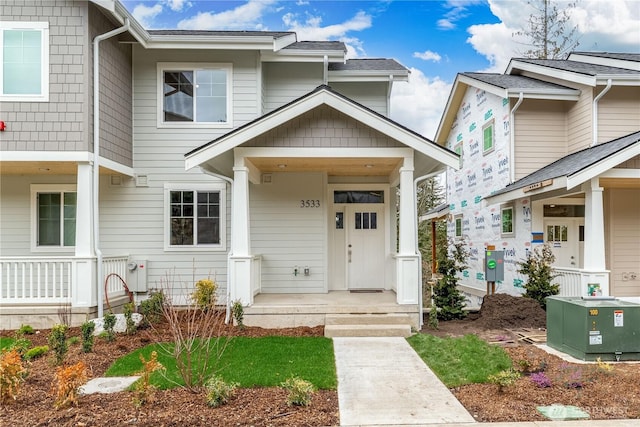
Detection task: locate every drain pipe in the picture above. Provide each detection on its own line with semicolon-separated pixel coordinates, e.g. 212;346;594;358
94;19;130;318
414;171;443;328
592;79;612;147
509;93;523;184
200;168;235;323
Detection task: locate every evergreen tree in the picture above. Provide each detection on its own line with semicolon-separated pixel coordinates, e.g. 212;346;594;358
433;239;468;320
514;0;580;59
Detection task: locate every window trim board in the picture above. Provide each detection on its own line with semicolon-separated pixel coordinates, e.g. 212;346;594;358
30;184;76;252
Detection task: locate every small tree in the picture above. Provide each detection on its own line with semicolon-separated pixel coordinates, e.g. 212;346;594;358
517;244;560;309
432;239;468;320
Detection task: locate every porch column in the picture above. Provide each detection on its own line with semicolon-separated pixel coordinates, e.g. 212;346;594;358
582;177;609;295
396;156;420;304
230;164;253;305
73;162;96;307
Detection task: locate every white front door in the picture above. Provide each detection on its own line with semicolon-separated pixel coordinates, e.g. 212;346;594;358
545;219;584;268
346;205;385;289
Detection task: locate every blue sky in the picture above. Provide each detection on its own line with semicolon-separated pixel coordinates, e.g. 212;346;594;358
122;0;640;138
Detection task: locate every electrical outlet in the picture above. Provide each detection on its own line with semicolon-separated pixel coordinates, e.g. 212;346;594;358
621;272;629;281
630;272;638;280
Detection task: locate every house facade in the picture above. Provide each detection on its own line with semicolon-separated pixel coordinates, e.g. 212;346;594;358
434;52;640;307
0;0;457;330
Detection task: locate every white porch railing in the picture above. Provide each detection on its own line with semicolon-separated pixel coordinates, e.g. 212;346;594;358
554;267;610;297
0;255;130;305
251;255;262;297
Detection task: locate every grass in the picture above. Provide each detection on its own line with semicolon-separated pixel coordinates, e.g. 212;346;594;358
407;333;512;387
106;336;336;390
0;337;16;350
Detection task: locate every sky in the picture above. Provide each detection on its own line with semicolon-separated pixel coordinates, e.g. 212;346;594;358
121;0;640;139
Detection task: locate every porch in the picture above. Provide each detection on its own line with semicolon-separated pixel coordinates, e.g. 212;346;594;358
0;255;131;329
245;290;419;336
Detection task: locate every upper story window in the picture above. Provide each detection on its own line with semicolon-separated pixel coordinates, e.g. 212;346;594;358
158;63;232;128
0;21;49;102
31;184;76;252
501;204;515;237
454;214;463;239
482;120;494;155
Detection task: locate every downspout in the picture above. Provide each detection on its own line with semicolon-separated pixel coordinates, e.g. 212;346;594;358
592;79;612;147
509;93;524;184
323;55;328;85
200;168;235;324
94;19;130;318
414;171;443;328
387;75;394;115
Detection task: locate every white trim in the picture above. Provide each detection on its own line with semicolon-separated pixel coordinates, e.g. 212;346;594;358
186;88;458;171
569;53;640;72
235;146;414;160
157;62;233;129
0;21;49;102
600;168;640;179
98;156;135;176
0;151;92;162
507;60;597;87
30;184;77;253
163;182;227;252
567;142;640;189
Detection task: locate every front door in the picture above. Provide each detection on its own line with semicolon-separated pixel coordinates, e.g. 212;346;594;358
346;205;385;289
545;219;584;268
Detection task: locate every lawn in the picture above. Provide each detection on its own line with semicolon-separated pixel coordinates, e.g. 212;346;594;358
106;336;337;390
407;333;511;387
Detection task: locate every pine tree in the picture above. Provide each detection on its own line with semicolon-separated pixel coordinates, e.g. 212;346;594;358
433;240;468;320
514;0;580;59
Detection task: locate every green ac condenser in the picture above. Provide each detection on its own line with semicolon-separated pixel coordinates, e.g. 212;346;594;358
546;296;640;361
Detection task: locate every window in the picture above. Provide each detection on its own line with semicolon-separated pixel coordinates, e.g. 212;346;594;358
454;214;463;239
482;120;494;154
501;204;514;237
454;142;463;167
546;225;568;242
31;185;76;251
0;21;49;101
165;183;226;250
158;63;232;128
354;212;377;230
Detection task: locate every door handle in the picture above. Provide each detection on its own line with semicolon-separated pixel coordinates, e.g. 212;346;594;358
348;249;352;263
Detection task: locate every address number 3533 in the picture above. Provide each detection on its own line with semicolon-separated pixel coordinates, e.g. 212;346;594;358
300;200;320;208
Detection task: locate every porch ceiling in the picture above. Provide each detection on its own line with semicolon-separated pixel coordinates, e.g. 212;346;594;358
246;156;402;176
0;161;124;176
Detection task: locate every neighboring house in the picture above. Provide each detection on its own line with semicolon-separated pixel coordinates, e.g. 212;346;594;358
433;52;640;307
0;0;458;331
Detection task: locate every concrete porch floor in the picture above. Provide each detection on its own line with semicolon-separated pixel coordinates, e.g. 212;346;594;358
244;290;420;330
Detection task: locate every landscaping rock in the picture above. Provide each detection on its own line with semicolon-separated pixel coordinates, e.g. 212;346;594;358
91;313;143;335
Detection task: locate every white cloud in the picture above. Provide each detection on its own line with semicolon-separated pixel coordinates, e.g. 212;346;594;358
132;3;163;29
466;0;640;73
437;19;456;30
414;50;443;62
164;0;190;12
390;68;453;139
177;0;276;30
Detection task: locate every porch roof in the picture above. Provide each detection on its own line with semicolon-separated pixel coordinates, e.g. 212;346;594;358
185;85;459;178
486;130;640;204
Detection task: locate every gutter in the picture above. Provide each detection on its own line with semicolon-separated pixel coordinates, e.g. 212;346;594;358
200;168;235;324
414;170;444;328
592;79;612;147
94;18;131;318
509;93;524;184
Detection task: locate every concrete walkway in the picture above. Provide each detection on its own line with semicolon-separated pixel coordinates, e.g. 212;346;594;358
334;337;476;426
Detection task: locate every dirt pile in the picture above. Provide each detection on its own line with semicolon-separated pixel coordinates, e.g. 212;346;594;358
475;293;547;329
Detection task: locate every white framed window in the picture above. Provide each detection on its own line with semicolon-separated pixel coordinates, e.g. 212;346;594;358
501;204;515;237
31;184;76;252
0;21;49;102
164;183;226;251
453;141;463;167
454;214;463;239
157;63;232;128
482;120;494;155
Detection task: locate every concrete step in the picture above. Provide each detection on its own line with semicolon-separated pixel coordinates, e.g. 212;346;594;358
325;313;413;325
324;324;412;338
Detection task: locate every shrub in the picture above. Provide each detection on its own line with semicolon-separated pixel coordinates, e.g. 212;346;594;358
48;324;69;365
192;278;218;310
51;361;89;409
433;239;468;320
139;291;165;327
488;369;521;392
554;363;585;388
124;302;137;335
17;325;35;336
24;346;49;361
596;357;614;374
8;338;31;356
517;244;559;310
132;351;164;407
0;349;28;403
231;299;244;328
67;336;80;346
282;376;315;406
530;372;552;388
81;321;95;353
428;304;439;330
102;312;117;342
205;375;238;407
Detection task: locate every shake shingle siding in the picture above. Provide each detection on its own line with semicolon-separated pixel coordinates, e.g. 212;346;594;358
0;0;88;152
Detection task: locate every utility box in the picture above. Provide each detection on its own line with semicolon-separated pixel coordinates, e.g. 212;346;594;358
547;296;640;361
126;259;148;293
484;250;504;282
